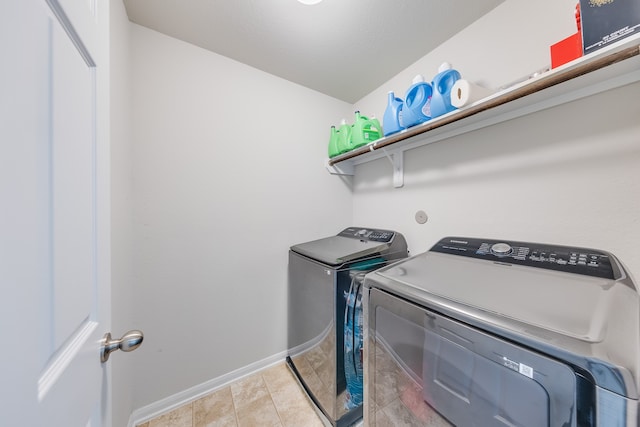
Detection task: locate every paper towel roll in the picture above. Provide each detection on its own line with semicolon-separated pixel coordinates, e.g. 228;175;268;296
450;79;493;108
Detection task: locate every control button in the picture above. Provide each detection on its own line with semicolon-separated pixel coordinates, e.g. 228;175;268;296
491;243;513;256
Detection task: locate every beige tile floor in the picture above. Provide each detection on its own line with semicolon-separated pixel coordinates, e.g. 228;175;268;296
137;362;327;427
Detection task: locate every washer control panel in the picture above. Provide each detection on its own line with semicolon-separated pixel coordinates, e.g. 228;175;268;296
338;227;395;243
431;237;616;279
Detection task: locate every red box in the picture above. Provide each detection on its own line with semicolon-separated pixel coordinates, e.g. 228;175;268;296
550;32;583;69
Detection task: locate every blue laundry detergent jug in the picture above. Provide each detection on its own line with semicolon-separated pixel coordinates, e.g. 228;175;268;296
430;62;461;118
382;91;405;136
402;75;432;128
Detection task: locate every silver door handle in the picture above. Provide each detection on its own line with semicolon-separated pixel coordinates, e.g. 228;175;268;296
100;330;144;363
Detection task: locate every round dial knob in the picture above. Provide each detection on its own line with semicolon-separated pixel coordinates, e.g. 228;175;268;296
491;242;513;256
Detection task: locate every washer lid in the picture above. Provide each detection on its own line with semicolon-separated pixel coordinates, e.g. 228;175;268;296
376;251;616;342
290;227;407;266
291;236;390;266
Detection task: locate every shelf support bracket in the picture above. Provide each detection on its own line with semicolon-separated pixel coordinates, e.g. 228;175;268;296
325;159;354;176
381;148;404;188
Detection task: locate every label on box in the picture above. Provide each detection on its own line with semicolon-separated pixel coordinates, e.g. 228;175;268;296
580;0;640;54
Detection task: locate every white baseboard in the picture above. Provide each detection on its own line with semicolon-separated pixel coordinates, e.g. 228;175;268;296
127;350;289;427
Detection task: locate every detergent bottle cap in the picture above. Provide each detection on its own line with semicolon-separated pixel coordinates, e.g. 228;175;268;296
412;74;425;84
438;62;452;73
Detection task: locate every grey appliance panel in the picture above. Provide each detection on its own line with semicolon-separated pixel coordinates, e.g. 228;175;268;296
287;251;338;419
365;288;582;427
288;252;335;352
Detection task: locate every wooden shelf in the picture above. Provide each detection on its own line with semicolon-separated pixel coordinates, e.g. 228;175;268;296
326;34;640;187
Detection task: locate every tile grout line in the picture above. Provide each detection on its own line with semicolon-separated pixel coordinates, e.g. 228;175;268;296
230;384;242;427
262;372;286;427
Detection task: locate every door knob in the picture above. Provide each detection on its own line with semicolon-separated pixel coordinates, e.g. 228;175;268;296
100;330;144;363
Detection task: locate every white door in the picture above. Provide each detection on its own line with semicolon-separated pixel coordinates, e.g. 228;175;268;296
1;0;112;425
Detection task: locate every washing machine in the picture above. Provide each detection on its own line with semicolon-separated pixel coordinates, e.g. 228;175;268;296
363;236;639;426
287;227;408;427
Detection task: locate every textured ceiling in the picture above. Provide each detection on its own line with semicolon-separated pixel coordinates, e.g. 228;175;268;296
124;0;504;103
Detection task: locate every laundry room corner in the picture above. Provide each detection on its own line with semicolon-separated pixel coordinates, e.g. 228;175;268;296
109;1;137;427
127;23;354;411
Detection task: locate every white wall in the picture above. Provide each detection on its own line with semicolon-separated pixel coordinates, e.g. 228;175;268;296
129;24;353;409
119;0;640;418
352;0;640;278
109;2;135;427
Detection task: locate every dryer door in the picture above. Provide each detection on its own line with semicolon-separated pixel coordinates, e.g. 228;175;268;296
365;288;580;427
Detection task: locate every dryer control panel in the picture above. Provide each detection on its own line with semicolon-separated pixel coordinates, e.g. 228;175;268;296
338;227;395;243
431;237;617;279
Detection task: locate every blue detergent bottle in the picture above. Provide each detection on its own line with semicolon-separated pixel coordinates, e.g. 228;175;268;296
382;91;405;136
402;75;433;128
430;62;461;118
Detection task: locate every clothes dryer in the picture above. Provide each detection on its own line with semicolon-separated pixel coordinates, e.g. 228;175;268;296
364;237;639;426
287;227;408;427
